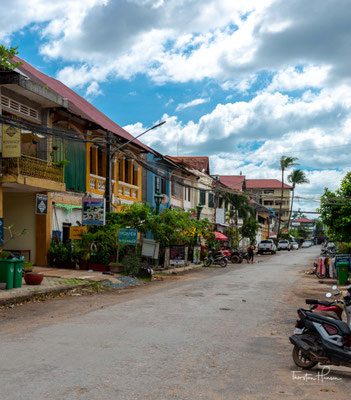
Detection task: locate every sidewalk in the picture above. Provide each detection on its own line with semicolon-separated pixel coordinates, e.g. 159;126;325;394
155;263;204;275
0;266;123;305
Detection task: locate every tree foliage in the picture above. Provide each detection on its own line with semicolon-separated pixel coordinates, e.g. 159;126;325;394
0;45;23;71
319;172;351;242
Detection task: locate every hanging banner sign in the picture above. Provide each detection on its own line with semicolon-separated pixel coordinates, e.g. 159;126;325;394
69;226;88;240
36;194;48;215
2;124;21;158
82;198;106;226
118;229;138;245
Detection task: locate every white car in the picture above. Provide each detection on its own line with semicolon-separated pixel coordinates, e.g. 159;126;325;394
290;241;299;250
277;240;291;251
257;239;277;254
301;240;312;248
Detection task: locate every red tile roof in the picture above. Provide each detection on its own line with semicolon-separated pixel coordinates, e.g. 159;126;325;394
167;156;210;174
219;175;245;191
293;217;315;224
245;179;292;190
13;57;150;151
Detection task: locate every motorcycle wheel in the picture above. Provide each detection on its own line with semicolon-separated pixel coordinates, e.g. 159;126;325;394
238;257;243;264
231;255;240;264
220;259;228;268
292;346;318;369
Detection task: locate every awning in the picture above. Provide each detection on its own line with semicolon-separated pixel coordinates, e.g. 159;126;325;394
215;232;228;241
269;232;277;238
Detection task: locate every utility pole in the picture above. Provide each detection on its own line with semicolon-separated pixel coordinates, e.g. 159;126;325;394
105;131;112;213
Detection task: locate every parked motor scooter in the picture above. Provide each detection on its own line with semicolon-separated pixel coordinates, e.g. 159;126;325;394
289;285;351;369
204;249;228;268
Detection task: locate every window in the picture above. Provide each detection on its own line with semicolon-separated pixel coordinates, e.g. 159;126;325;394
184;186;191;201
97;148;103;177
208;193;214;208
172;181;183;198
155;176;167;194
199;190;206;206
264;190;274;194
264;201;273;206
219;197;223;208
133;163;139;186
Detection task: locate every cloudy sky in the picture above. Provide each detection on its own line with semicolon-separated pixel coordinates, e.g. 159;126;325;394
2;0;351;214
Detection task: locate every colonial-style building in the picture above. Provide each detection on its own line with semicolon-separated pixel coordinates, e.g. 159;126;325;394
0;57;145;264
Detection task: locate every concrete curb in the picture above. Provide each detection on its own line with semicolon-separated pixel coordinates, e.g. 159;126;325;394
0;283;89;306
155;264;204;275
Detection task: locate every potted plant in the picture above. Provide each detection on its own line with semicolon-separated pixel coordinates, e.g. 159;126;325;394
108;262;123;273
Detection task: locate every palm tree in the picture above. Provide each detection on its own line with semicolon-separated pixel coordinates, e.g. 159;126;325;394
287;169;309;230
226;192;254;248
276;156;298;240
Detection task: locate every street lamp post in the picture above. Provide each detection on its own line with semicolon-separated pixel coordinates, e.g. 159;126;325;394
193;203;203;263
154;190;163;215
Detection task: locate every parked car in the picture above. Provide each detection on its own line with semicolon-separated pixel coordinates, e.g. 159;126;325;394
290;241;299;250
257;239;277;254
301;240;312;248
278;240;291;251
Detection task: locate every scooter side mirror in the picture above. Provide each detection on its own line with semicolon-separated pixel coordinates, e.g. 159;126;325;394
326;293;332;298
332;285;338;290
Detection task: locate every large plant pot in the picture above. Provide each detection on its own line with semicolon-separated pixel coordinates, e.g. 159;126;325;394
89;263;108;272
24;272;44;285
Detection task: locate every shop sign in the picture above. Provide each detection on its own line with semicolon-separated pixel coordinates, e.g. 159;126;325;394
170;245;185;266
36;194;48;215
82;198;106;226
2;124;21;158
119;229;138;245
69;226;88;240
215;208;225;225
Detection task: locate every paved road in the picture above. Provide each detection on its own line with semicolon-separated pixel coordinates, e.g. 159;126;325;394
0;247;350;399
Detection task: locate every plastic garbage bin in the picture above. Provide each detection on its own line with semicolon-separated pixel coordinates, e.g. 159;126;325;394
0;260;15;290
337;262;349;286
13;259;24;288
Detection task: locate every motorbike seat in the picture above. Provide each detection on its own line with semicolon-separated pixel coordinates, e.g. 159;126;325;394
305;310;351;336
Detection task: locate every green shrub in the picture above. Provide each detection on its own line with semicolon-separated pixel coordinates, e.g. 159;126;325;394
337;242;351;254
121;252;140;276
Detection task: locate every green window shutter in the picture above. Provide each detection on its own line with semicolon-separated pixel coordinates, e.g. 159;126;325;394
64;141;86;192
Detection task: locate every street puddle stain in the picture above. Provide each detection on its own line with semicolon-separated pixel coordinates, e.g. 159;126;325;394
184;292;204;297
219;307;234;311
216;293;229;296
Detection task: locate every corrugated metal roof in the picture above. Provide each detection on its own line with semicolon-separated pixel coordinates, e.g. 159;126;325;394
219;175;245;191
13;56;150;152
246;179;292;189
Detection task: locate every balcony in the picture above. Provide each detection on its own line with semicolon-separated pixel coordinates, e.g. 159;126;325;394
1;155;65;191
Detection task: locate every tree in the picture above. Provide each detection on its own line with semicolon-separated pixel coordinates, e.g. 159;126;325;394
276;155;298;240
287;169;309;230
319;172;351;242
225;192;254;248
0;45;23;71
240;217;260;243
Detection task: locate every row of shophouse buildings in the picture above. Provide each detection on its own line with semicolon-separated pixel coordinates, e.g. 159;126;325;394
0;57;293;265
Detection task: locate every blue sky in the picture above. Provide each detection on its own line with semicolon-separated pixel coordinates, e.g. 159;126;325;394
2;0;351;213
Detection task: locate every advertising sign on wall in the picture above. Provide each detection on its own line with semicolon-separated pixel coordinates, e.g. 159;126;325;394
170;245;185;266
215;208;225;225
2;125;21;158
82;198;106;226
69;226;88;240
36;194;48;215
118;229;138;245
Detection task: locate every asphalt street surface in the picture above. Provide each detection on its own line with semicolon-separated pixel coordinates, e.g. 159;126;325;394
0;247;350;399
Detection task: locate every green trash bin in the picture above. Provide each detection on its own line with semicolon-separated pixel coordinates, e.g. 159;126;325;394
0;260;15;290
13;259;24;289
337;262;349;286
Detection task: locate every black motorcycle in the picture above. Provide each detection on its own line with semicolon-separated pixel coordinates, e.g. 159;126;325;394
289;286;351;369
230;249;249;264
204;250;228;268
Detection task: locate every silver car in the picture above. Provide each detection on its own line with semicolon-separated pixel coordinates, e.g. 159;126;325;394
278;240;291;251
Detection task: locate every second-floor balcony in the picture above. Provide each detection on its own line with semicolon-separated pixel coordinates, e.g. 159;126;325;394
1;154;66;192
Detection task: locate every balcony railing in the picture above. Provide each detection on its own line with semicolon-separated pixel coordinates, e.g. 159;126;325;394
2;155;64;183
